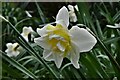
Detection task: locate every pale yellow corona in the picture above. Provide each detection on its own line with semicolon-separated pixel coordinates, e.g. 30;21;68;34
46;24;71;57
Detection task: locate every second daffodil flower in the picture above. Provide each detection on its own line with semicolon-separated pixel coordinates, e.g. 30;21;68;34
34;6;97;68
21;26;34;42
5;43;20;57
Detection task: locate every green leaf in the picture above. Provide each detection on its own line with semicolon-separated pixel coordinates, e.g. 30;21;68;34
86;51;110;79
80;54;101;78
35;2;47;24
15;18;30;27
104;37;120;45
2;61;22;78
113;10;120;22
95;36;120;79
0;50;37;79
96;19;104;40
97;3;113;24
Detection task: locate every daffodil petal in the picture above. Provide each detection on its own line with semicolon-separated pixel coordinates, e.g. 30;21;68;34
37;24;54;36
74;5;79;11
28;27;34;32
69;11;77;22
5;50;19;57
22;27;33;35
43;50;54;61
69;42;80;68
21;33;28;42
68;5;74;11
13;43;19;47
34;36;50;49
53;52;63;68
56;6;69;27
6;43;13;50
6;52;14;57
69;26;97;52
57;42;65;52
56;20;67;29
106;24;120;28
21;27;34;42
49;34;65;41
13;51;20;57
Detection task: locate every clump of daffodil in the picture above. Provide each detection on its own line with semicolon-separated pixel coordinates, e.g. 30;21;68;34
21;26;34;42
68;5;78;22
5;43;20;57
34;6;97;68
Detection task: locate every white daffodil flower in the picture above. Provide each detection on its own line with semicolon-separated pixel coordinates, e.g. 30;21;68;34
106;23;120;28
34;6;97;68
5;43;20;57
68;5;78;22
21;26;34;42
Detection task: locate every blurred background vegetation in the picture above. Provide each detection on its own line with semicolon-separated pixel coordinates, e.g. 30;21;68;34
1;2;120;79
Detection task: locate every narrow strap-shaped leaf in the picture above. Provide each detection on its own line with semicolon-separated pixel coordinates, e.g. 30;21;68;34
2;61;22;78
15;18;30;27
96;18;104;40
104;37;120;45
92;34;120;79
86;52;110;79
35;1;47;24
81;54;101;78
0;50;37;79
113;10;120;22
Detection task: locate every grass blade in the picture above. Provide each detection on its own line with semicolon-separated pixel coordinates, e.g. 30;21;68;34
0;50;37;79
35;1;47;24
95;35;120;79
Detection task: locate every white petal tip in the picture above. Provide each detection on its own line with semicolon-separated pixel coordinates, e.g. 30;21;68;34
106;24;120;28
36;28;40;33
6;43;12;47
56;6;69;27
72;63;80;69
34;38;38;43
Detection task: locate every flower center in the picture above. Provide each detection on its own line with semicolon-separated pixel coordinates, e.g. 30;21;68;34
46;24;71;56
